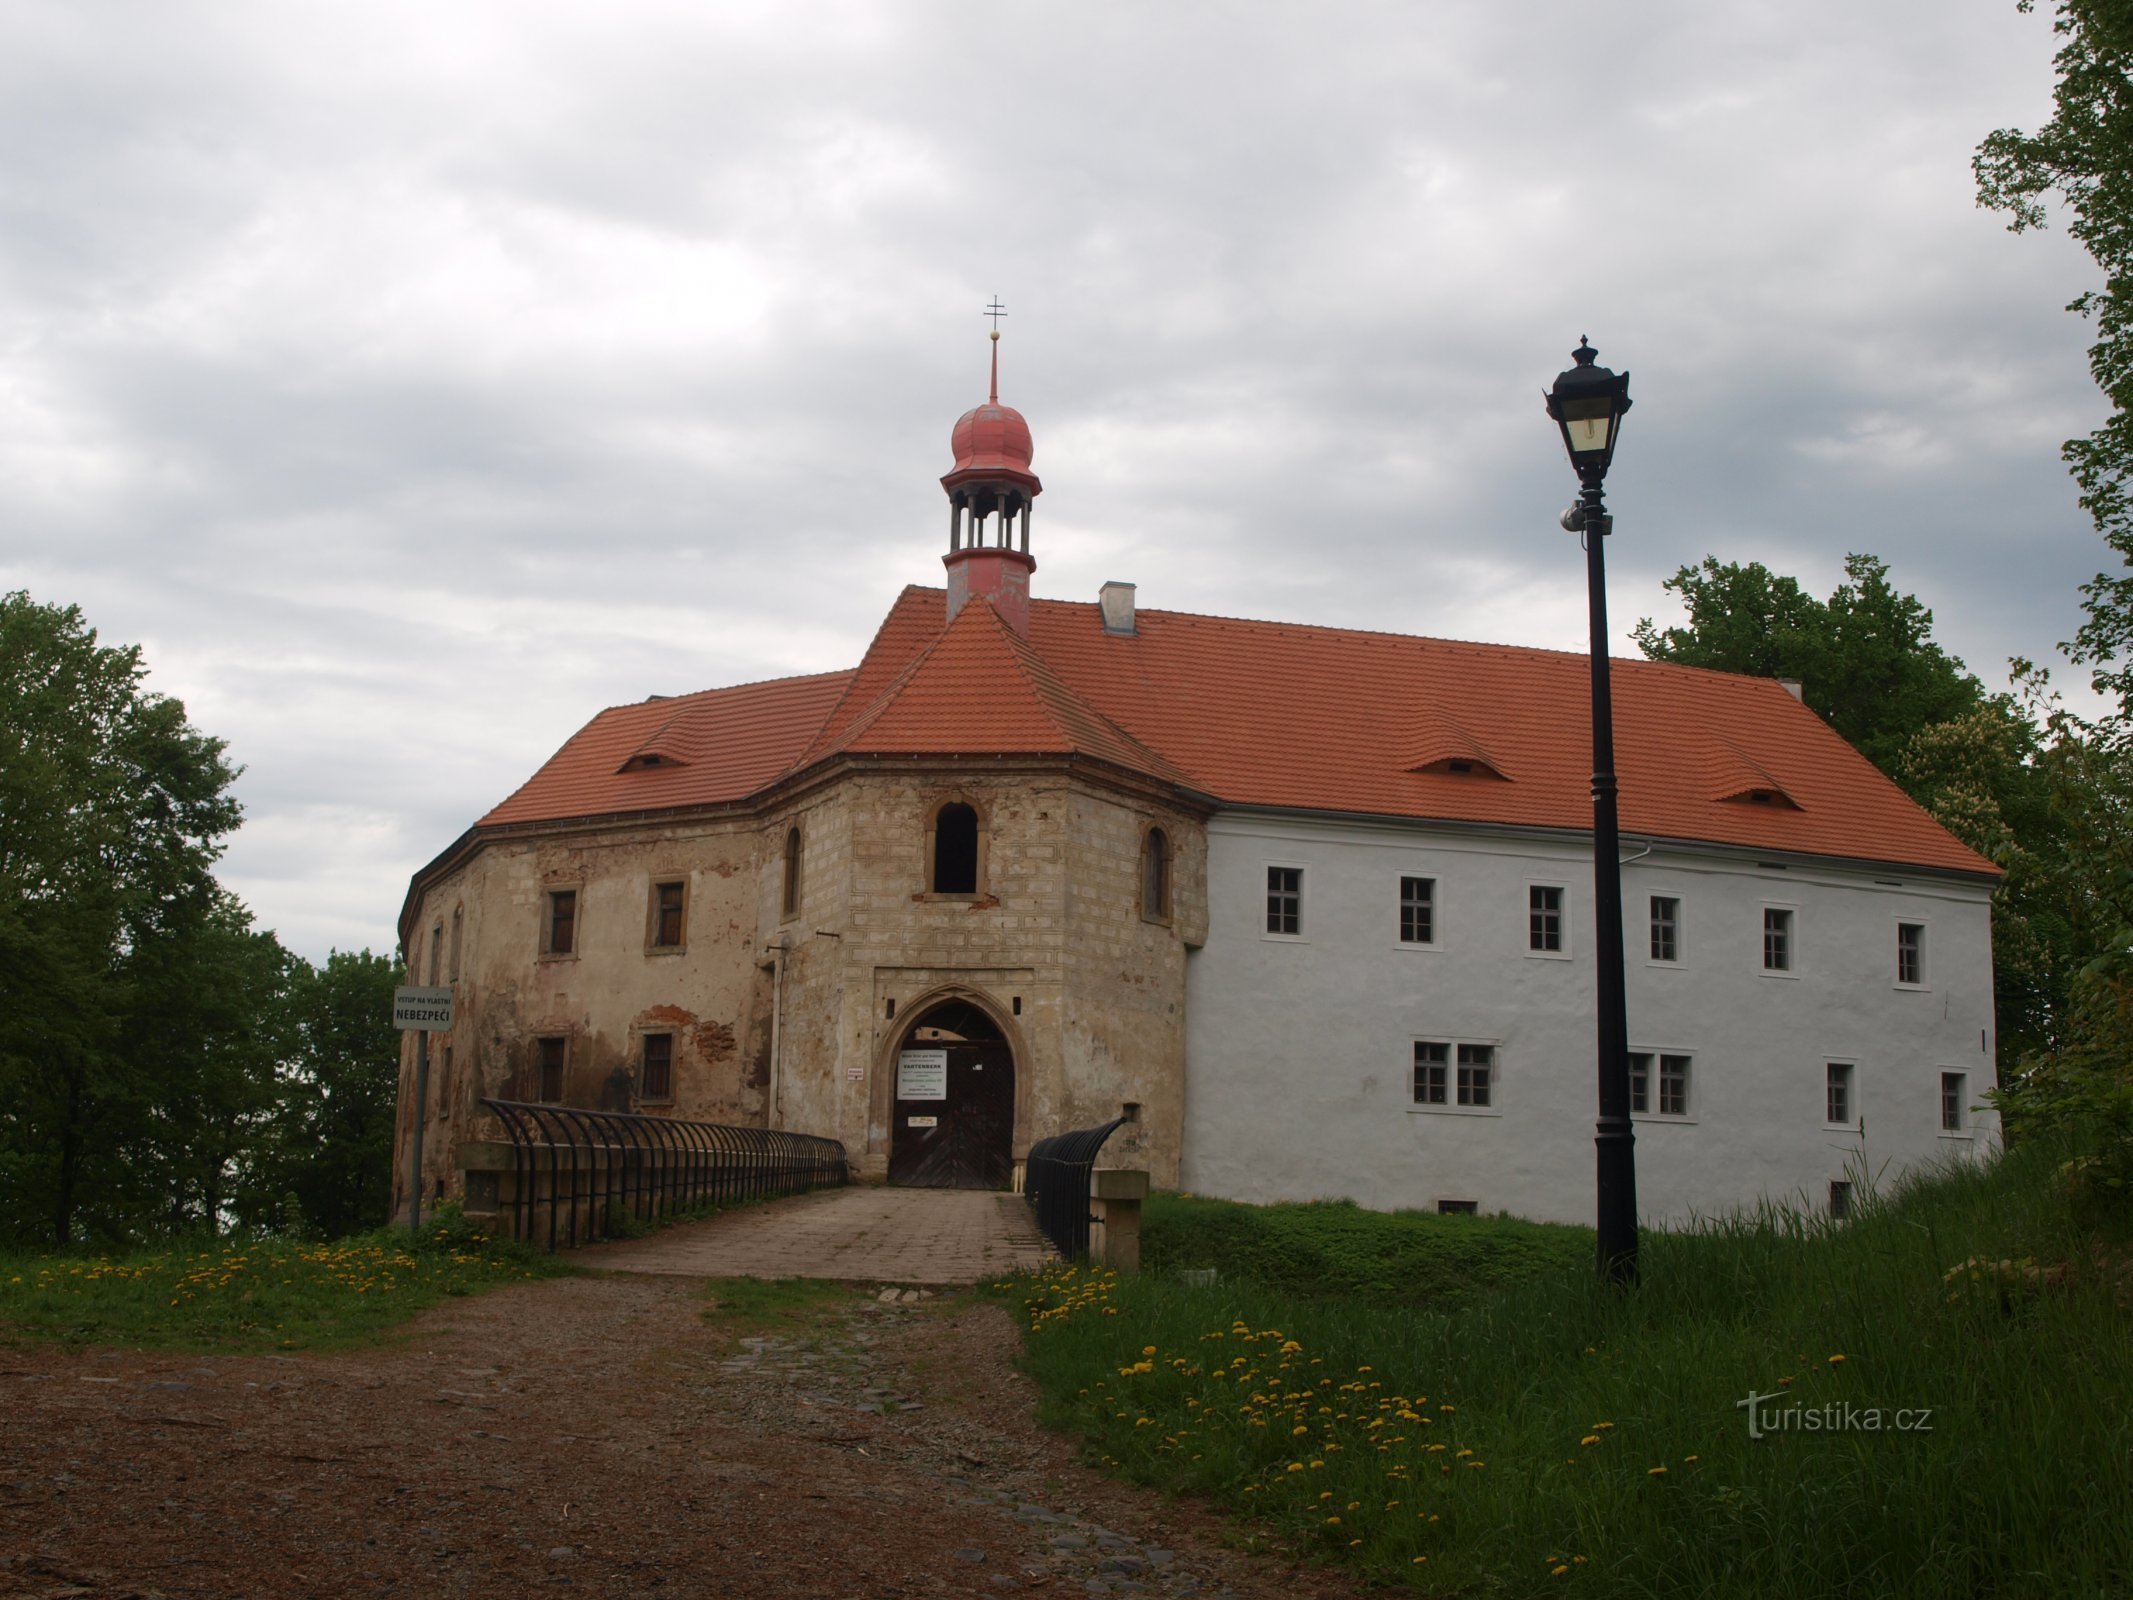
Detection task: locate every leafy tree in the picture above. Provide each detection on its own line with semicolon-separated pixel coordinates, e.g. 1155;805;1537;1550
237;949;402;1238
1977;0;2133;710
1977;1;2133;1181
1634;559;2075;1058
0;591;265;1245
1631;553;1987;773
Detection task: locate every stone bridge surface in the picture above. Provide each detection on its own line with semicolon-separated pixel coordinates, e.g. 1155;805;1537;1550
578;1184;1052;1283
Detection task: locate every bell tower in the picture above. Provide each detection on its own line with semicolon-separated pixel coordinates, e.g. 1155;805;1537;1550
941;307;1041;634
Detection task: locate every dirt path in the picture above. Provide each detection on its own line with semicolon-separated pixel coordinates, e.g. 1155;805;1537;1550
2;1273;1369;1600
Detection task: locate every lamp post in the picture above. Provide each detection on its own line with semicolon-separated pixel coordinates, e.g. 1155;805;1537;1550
1545;337;1639;1285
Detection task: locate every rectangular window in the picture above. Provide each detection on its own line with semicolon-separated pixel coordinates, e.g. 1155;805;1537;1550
1456;1043;1493;1107
547;889;578;956
1529;885;1563;952
1412;1041;1448;1105
652;881;685;948
538;1036;566;1103
428;924;442;985
1897;922;1924;985
1437;1199;1478;1216
449;907;463;982
1628;1051;1650;1115
1829;1180;1852;1222
1941;1071;1965;1132
1649;896;1679;962
641;1033;674;1101
1399;876;1435;944
1266;866;1302;936
1827;1062;1854;1125
1658;1053;1690;1118
1762;907;1793;972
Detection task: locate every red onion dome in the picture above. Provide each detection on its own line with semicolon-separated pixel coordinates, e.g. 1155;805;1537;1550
949;400;1035;474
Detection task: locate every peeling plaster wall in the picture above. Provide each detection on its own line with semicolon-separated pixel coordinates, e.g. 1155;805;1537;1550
391;816;767;1217
392;764;1205;1214
1182;812;1999;1226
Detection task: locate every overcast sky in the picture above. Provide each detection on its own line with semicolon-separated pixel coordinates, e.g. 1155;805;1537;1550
0;1;2108;964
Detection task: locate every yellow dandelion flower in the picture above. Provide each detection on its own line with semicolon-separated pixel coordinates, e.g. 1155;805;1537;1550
1552;1565;1570;1577
1648;1466;1668;1477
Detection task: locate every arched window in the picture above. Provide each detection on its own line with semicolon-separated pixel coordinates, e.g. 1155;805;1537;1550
933;802;980;894
782;826;803;918
1142;826;1171;921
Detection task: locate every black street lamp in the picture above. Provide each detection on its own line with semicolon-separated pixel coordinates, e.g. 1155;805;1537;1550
1545;337;1639;1285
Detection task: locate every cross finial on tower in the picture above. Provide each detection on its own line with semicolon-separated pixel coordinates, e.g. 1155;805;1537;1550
984;298;1007;401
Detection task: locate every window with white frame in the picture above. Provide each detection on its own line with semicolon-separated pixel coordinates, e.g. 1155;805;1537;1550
1266;866;1302;935
1649;896;1679;962
1897;922;1925;986
1399;876;1436;944
1658;1053;1690;1117
1456;1043;1494;1107
1627;1051;1691;1117
1826;1062;1855;1125
1941;1070;1966;1132
1413;1040;1497;1110
1762;907;1794;972
1529;885;1564;953
1412;1041;1448;1105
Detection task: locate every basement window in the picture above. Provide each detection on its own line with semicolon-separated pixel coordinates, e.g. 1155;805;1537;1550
1437;1199;1479;1216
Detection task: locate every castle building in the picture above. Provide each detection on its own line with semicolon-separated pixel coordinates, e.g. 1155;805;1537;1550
394;335;1999;1227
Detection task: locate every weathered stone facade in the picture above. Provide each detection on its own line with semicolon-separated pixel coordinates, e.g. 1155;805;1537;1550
394;759;1207;1213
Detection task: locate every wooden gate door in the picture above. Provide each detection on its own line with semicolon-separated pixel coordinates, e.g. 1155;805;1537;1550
887;1041;1011;1194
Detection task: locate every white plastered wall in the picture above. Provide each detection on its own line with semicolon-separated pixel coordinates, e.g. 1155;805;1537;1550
1181;811;1999;1227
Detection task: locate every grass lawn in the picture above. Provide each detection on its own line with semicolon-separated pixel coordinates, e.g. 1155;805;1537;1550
0;1213;568;1352
1144;1191;1592;1308
1008;1146;2133;1598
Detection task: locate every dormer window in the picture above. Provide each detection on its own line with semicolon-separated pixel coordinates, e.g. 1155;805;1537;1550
1717;782;1800;810
1409;755;1507;780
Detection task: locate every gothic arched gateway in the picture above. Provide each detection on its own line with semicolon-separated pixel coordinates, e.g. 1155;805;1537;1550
887;998;1015;1189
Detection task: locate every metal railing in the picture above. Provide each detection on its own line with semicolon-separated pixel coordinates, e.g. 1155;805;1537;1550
479;1100;849;1251
1023;1117;1126;1260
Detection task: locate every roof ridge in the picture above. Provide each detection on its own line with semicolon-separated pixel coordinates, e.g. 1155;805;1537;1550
813;605;966;758
975;600;1198;786
789;585;939;770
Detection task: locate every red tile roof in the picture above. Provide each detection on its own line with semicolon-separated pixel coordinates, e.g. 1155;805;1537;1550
473;584;1995;877
480;670;853;827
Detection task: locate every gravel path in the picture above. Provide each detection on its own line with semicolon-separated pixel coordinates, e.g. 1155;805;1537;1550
1;1272;1368;1600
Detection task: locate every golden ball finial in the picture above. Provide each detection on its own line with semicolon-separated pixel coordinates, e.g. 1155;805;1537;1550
990;328;1001;341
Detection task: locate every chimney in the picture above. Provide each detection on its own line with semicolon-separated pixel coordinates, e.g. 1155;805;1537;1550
1100;581;1137;636
1778;678;1804;701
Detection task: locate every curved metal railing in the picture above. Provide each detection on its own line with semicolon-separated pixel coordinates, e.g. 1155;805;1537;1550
479;1099;849;1251
1023;1117;1126;1261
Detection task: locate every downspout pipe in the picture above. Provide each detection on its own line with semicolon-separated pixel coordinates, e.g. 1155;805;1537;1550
764;935;789;1129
